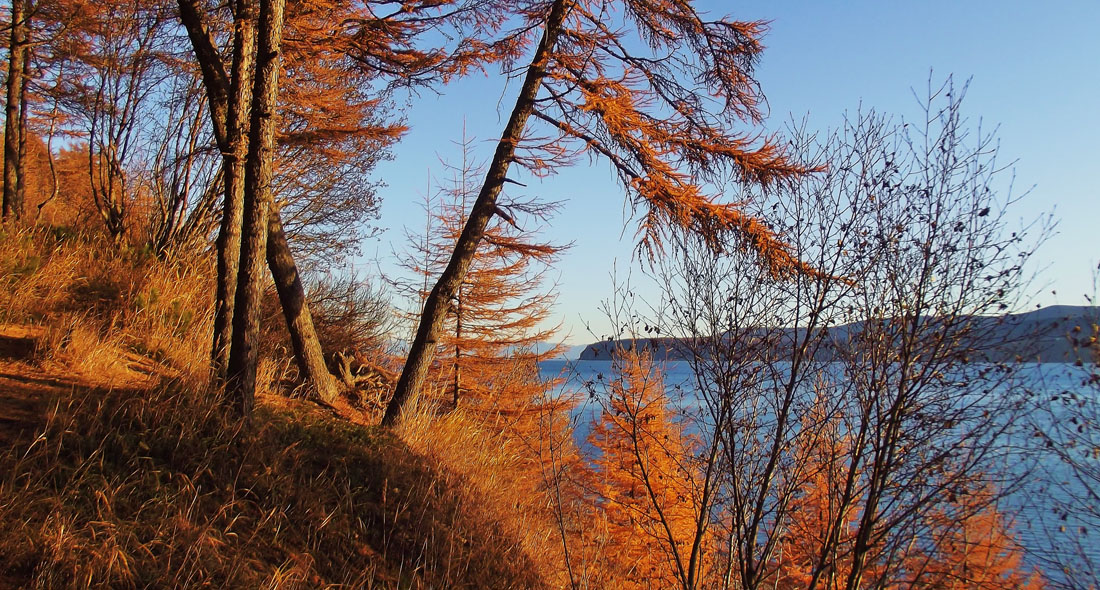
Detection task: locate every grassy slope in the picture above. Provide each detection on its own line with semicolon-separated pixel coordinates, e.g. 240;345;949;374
0;383;546;589
0;228;552;589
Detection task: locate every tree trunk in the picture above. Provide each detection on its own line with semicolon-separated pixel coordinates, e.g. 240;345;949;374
15;52;30;219
226;0;284;416
212;0;256;378
453;290;461;407
266;209;339;404
381;0;571;426
3;0;28;222
179;0;338;404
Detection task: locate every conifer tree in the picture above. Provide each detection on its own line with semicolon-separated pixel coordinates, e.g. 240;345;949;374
178;0;509;412
385;0;817;425
904;487;1043;590
589;348;710;590
400;132;564;430
773;399;1041;590
771;397;863;590
3;0;30;222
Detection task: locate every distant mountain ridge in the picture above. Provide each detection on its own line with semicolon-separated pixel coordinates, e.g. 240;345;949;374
578;305;1099;363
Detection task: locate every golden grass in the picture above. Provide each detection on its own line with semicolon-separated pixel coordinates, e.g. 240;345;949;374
0;375;557;588
0;226;213;379
0;226;587;588
397;399;561;583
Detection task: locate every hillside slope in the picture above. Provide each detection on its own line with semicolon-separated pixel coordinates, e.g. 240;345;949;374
0;324;547;589
0;228;553;589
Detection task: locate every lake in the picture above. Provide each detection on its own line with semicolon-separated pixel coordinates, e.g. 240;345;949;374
539;358;1098;586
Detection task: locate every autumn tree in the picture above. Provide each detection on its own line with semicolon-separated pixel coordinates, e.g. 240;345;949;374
29;0;182;240
3;0;31;222
619;78;1045;590
2;0;68;222
770;399;1041;590
382;0;817;425
769;397;862;590
178;0;353;409
399;132;563;417
904;486;1042;590
0;0;122;226
588;347;711;590
179;0;512;411
628;119;866;590
1;0;222;246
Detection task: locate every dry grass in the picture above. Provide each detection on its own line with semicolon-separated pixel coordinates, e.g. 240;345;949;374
0;226;212;381
0;374;555;588
0;225;557;589
397;398;562;584
394;391;617;590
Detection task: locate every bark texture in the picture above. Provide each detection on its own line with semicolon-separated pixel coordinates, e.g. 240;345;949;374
15;54;30;211
214;0;256;378
266;210;339;403
381;0;571;426
180;0;337;405
226;0;285;415
3;0;28;222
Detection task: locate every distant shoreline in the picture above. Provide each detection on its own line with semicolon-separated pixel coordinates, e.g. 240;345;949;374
569;305;1098;363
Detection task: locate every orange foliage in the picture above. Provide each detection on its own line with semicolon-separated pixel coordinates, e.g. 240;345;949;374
398;134;598;587
589;348;708;589
906;488;1044;590
773;397;863;590
403;133;567;431
495;0;819;274
773;398;1043;590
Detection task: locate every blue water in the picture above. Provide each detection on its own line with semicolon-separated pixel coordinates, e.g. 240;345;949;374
538;358;697;442
539;358;1098;586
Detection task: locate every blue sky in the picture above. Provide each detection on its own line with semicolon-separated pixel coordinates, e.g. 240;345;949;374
362;1;1099;345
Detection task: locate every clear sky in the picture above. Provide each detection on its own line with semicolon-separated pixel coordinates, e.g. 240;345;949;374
360;0;1100;346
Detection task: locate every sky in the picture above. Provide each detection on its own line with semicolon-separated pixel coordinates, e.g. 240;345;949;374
360;0;1100;346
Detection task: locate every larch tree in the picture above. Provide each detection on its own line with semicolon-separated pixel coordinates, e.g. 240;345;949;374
588;347;710;590
222;0;286;414
3;0;36;222
399;132;563;416
176;0;260;385
383;0;815;426
771;397;864;590
181;0;336;412
3;0;199;240
904;486;1043;590
772;405;1040;590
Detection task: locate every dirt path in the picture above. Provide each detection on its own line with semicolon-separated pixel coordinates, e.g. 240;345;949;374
0;325;79;449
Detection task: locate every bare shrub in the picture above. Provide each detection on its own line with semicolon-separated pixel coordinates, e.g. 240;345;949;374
594;78;1045;590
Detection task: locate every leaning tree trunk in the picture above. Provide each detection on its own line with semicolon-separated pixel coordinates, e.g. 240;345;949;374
225;0;285;416
267;210;339;404
381;0;570;426
3;0;28;222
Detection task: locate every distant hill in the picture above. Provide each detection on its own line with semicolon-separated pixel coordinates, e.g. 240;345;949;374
523;341;589;359
578;305;1099;363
